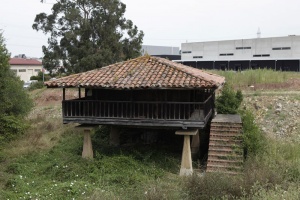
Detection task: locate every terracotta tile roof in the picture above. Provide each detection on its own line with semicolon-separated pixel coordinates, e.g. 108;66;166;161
9;58;42;65
45;56;225;89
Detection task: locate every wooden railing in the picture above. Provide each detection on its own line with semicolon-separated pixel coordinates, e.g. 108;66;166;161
62;95;213;122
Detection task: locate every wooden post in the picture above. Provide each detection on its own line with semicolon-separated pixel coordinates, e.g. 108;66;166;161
176;129;198;176
82;128;93;159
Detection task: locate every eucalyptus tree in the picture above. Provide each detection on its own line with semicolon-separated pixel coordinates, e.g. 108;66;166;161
33;0;144;74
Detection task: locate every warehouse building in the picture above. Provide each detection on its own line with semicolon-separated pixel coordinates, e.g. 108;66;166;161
176;35;300;71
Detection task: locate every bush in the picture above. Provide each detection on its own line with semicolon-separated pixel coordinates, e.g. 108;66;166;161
28;81;45;91
30;71;51;82
240;109;266;157
0;115;28;143
216;83;243;114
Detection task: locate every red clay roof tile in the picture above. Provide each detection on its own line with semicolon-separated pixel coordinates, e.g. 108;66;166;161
9;58;42;65
45;56;225;89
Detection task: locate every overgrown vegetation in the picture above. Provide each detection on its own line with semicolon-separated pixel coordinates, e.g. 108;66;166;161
28;81;45;91
0;32;33;144
211;69;300;88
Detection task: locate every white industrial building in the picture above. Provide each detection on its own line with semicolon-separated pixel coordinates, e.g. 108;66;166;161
176;35;300;71
141;45;180;60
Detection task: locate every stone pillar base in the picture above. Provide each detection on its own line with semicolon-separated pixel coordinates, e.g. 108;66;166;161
176;129;198;176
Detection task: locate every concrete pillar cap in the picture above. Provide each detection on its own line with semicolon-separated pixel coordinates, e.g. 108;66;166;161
175;129;198;136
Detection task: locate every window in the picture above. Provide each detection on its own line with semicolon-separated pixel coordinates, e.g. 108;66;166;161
272;47;291;50
193;56;203;58
253;54;270;57
182;51;192;54
236;47;251;50
220;53;234;56
34;69;41;72
19;69;26;72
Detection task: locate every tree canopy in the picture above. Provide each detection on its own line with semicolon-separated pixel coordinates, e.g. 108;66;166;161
33;0;144;74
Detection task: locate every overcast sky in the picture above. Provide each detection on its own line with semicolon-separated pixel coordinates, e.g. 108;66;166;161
1;0;300;58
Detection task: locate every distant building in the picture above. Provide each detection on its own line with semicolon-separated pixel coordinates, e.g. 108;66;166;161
9;58;43;82
176;35;300;71
142;45;181;60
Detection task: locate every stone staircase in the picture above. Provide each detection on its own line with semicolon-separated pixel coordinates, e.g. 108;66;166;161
206;114;243;174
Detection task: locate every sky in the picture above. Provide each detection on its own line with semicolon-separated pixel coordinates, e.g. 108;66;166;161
1;0;300;58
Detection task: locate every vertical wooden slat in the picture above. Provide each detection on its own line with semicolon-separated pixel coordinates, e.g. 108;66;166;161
63;88;65;101
178;104;180;119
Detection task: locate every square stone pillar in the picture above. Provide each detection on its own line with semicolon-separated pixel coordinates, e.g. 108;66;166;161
176;129;199;176
82;129;93;159
76;125;96;159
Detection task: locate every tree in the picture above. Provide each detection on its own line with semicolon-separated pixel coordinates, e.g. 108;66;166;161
33;0;144;74
0;32;33;142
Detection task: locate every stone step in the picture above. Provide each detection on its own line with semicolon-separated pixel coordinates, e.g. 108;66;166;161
208;152;244;159
210;133;242;138
206;169;242;175
210;122;243;127
206;164;243;171
209;141;242;148
209;146;243;152
211;126;242;130
209;145;235;151
207;159;243;167
210;130;242;134
210;138;242;143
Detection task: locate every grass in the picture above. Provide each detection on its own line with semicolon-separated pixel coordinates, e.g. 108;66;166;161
210;68;300;88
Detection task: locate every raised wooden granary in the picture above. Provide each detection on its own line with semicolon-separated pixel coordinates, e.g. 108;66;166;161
46;56;225;128
45;56;225;175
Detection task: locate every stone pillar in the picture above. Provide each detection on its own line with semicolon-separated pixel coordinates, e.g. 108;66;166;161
176;129;198;176
191;131;200;159
82;129;93;159
110;126;120;146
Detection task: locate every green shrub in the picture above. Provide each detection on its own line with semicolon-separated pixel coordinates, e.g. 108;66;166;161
0;115;28;143
216;83;243;114
28;81;45;91
240;109;266;157
30;71;51;82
